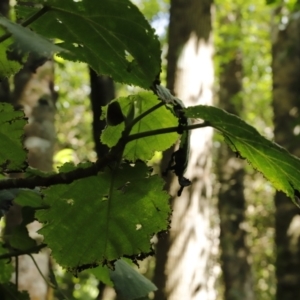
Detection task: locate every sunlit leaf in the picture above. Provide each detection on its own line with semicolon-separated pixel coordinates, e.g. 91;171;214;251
101;92;178;161
87;265;113;286
185;105;300;204
0;27;22;79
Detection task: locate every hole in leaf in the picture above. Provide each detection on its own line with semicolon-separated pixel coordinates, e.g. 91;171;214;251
125;50;134;63
136;224;142;230
66;199;74;205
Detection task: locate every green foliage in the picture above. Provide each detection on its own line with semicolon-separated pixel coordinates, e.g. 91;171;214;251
102;92;178;161
0;25;22;79
0;283;30;300
0;16;65;63
185;105;300;204
110;260;157;299
34;162;170;272
0;0;298;298
0;245;13;283
16;0;161;88
0;103;27;172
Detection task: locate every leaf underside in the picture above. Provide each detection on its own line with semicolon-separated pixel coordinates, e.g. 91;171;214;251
101;92;179;161
35;162;170;272
17;0;161;88
185;105;300;203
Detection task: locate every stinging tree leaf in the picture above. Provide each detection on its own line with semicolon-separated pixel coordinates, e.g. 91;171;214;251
101;92;179;161
185;105;300;205
17;0;161;88
36;162;170;272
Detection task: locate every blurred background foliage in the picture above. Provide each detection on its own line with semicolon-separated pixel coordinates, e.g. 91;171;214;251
49;0;297;299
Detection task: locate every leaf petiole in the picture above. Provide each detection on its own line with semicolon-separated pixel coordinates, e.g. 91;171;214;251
126;121;211;142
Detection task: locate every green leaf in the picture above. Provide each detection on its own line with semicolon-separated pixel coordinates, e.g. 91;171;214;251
14;189;44;208
0;27;22;79
0;16;66;64
36;162;170;272
185;105;300;203
18;0;161;88
0;283;30;300
87;265;113;287
110;260;157;300
0;103;27;172
101;92;178;161
0;244;13;283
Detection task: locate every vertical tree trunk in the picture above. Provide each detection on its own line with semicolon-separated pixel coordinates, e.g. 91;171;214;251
154;0;218;299
217;42;254;300
272;8;300;300
0;0;10;104
89;69;116;299
89;69;114;159
5;54;56;299
0;1;55;298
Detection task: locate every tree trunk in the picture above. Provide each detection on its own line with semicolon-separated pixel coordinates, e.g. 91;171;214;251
89;68;114;159
153;0;218;299
0;0;10;104
272;9;300;300
5;54;56;299
217;40;255;300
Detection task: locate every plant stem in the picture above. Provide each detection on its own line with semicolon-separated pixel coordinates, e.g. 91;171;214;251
0;6;50;44
0;244;46;260
129;101;164;129
122;101;164;138
126;121;211;142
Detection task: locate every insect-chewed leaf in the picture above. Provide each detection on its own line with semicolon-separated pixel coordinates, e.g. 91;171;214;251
185;105;300;204
106;101;125;126
36;162;170;272
0;103;27;172
17;0;161;88
101;92;178;161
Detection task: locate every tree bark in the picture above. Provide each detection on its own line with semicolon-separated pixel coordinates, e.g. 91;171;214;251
89;68;115;159
153;1;218;299
5;53;56;299
217;43;255;300
272;9;300;300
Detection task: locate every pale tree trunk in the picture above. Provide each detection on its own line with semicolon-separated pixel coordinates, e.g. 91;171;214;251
217;44;255;300
154;0;218;299
272;7;300;300
0;1;54;298
5;54;56;299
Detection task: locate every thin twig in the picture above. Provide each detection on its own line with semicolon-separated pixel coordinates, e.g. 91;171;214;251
126;121;210;142
0;6;50;43
0;244;46;260
0;122;211;190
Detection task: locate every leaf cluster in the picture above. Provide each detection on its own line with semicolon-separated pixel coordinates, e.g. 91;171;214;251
0;0;299;298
